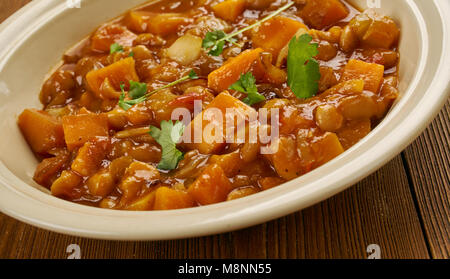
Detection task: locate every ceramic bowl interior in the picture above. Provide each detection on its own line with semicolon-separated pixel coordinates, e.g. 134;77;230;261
0;0;448;240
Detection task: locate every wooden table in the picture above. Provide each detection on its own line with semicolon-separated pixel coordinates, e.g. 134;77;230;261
0;0;448;259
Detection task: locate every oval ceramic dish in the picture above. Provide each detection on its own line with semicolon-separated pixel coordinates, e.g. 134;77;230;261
0;0;449;240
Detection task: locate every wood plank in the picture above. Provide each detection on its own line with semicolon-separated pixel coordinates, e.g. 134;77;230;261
0;0;31;24
403;101;450;259
0;156;429;259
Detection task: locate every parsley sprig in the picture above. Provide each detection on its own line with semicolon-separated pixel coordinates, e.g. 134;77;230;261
229;72;265;105
119;70;199;111
202;2;295;56
150;120;185;170
287;34;321;99
110;43;124;54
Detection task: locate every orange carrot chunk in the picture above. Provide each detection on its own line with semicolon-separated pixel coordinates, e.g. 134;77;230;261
212;0;246;22
153;187;195;210
340;59;385;93
86;57;139;99
62;113;109;150
18;109;65;154
126;11;192;36
188;164;233;205
183;93;257;154
208;48;264;93
300;0;349;29
252;17;307;61
71;137;109;177
90;24;137;53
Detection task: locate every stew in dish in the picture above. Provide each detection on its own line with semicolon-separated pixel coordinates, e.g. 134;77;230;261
18;0;400;210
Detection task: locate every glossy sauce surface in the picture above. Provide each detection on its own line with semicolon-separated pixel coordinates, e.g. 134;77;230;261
18;0;401;210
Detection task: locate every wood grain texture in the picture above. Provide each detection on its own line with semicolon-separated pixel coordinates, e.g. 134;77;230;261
0;0;31;23
0;0;448;260
403;101;450;259
0;157;430;259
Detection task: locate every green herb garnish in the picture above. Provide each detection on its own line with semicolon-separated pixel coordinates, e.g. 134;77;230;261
202;2;295;56
150;120;185;170
118;70;199;111
128;81;147;99
110;43;124;54
229;72;265;105
287;34;321;99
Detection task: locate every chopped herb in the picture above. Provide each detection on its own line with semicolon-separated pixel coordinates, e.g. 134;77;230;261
150;120;185;170
202;2;295;56
128;51;134;57
229;72;265;105
118;70;199;111
287;34;321;99
128;81;147;99
110;43;124;54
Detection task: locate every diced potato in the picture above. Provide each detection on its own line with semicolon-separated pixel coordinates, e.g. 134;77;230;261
86;169;115;197
91;24;137;53
252;17;307;62
300;0;349;29
258;177;285;191
212;0;246;22
154;187;195;210
126;12;192;36
166;34;203;65
208;48;264;93
125;11;151;33
315;104;344;132
18;109;65;154
86;57;140;99
71;137;109;177
33;151;69;187
117;161;160;207
51;170;82;198
337;119;372;149
349;11;400;49
125;191;156;211
265;136;304;180
227;186;259;201
340;59;384;93
62;113;109;150
188;164;233;205
183;93;257;154
209;150;242;177
310;132;344;165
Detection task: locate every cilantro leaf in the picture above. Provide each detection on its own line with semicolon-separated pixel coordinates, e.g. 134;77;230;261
110;43;124;54
287;34;321;99
229;72;265;106
188;70;199;80
118;70;199;111
150;120;185;170
202;2;294;56
128;81;147;99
